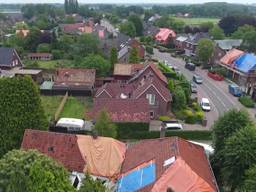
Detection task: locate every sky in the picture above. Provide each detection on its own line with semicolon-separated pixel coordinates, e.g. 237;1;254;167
0;0;255;4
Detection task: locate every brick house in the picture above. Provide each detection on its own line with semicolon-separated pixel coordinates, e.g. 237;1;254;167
155;28;176;45
21;130;219;192
50;68;96;95
27;53;53;61
118;137;219;192
211;39;242;65
183;32;211;57
90;63;171;121
113;63;144;83
0;47;23;70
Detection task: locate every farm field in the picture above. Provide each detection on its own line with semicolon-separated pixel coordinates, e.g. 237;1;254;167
173;17;220;25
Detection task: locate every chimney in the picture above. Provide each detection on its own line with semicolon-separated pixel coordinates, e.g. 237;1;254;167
91;129;98;139
160;122;166;138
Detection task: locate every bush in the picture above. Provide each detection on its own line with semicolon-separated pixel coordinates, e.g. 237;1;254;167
239;96;255;108
117;130;212;140
172;86;186;110
116;122;149;139
145;46;153;55
159;116;172;121
52;49;63;60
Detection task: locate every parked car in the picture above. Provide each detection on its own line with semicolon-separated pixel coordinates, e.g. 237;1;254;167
200;98;211;111
164;120;183;130
193;74;203;84
172;66;181;75
190;82;197;93
228;84;242;97
163;120;183;130
185;62;196;71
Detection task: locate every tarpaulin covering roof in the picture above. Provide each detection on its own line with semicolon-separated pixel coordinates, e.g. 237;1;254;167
220;48;244;66
234;53;256;73
117;161;156;192
151;157;215;192
77;135;126;178
155;28;176;42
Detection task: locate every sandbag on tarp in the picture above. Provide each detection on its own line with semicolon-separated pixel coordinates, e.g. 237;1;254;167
151;157;215;192
117;161;156;192
234;53;256;73
77;135;126;178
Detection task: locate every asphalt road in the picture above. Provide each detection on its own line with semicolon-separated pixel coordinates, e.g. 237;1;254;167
153;49;242;128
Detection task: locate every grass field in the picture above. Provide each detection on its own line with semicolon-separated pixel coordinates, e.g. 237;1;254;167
41;96;63;121
23;59;73;69
60;97;92;119
173;17;220;26
37;60;73;69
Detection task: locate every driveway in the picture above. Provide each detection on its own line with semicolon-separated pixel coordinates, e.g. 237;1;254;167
153;49;255;128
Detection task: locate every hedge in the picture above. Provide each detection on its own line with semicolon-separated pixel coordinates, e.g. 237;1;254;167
117;130;212;141
239;96;255;108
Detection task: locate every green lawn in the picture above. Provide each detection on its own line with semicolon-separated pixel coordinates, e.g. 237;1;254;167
23;59;73;69
60;97;92;119
173;17;220;26
41;96;63;121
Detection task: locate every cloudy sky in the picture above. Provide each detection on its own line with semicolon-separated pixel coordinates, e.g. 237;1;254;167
0;0;255;4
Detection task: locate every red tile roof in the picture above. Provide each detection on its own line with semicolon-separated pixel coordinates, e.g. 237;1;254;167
129;63;168;85
62;23;85;33
155;28;176;42
21;129;86;172
95;82;135;98
87;98;150;123
54;68;96;87
21;129;126;178
133;77;172;102
121;137;218;192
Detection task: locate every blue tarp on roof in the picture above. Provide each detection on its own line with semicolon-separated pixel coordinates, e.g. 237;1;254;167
117;162;156;192
234;53;256;73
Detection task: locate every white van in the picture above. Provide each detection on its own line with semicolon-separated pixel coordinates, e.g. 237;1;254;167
200;98;211;111
56;118;92;131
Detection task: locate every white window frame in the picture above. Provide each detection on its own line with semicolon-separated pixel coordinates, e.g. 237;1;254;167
146;94;156;105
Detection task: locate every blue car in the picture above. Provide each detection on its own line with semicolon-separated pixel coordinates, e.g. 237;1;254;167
229;84;242;97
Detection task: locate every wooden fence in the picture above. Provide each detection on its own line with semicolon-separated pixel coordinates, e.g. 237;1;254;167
54;91;68;121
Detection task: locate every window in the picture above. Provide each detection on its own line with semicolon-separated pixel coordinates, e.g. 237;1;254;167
146;94;155;105
150;111;154;118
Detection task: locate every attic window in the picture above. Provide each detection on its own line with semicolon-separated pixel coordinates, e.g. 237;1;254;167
48;146;54;152
163;156;176;167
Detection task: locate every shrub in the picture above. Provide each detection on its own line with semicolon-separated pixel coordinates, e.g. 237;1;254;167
117;130;212;140
239;96;255;108
172;86;186;110
145;46;153;54
184;109;197;124
159;116;172;121
52;49;63;60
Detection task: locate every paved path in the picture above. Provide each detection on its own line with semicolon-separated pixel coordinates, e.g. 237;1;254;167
153;49;256;129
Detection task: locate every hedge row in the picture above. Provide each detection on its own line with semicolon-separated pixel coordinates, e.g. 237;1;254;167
117;128;212;141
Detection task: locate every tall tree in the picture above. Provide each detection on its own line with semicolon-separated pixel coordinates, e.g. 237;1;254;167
0;77;47;157
79;54;111;77
128;15;143;36
129;47;140;63
0;150;75;192
78;174;106;192
221;125;256;191
110;47;118;69
94;110;117;138
119;22;136;37
210;25;225;40
196;38;214;67
211;110;252;186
